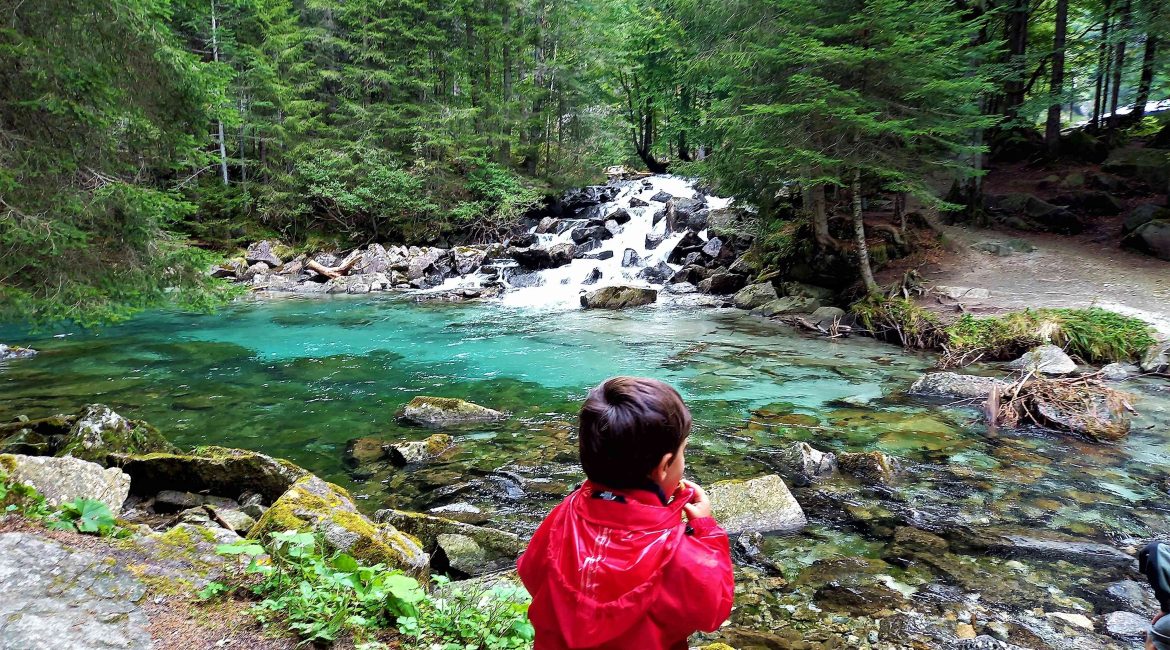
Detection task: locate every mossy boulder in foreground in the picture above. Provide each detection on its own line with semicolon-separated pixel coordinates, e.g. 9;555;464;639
399;397;504;427
707;474;807;535
58;404;178;463
375;508;523;577
110;446;308;503
1;453;130;513
249;475;429;579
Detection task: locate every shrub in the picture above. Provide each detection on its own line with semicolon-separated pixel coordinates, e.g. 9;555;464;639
850;296;945;349
944;308;1154;364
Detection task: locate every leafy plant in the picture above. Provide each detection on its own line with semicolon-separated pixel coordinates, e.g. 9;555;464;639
1;472;123;537
402;575;535;650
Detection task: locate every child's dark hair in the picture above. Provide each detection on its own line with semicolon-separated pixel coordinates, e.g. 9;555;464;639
578;376;692;489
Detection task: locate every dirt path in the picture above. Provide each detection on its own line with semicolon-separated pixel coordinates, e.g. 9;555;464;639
916;222;1170;334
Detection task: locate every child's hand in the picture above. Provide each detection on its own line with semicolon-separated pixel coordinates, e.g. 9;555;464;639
681;479;712;520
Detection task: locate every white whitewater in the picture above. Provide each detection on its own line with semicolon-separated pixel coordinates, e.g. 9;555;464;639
440;175;731;309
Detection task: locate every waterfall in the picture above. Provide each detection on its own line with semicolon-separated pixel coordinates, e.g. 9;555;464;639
442;175;731;309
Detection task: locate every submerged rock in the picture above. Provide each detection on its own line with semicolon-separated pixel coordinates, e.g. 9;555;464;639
399;397;505;427
374;509;523;577
1099;363;1136;381
250;475;428;578
961;527;1133;568
386;433;454;466
1104;611;1148;639
59;404;177;463
707;474;807;534
772;442;837;485
581;285;657;309
1006;344;1077;374
0;454;130;514
0;344;37;361
838;451;900;485
733;282;778;310
908;372;1010;400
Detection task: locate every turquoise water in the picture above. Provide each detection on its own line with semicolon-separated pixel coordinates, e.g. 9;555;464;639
2;295;1169;551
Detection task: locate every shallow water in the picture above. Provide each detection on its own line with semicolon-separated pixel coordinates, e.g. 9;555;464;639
2;295;1169;577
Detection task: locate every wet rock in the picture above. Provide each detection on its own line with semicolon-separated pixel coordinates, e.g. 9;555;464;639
578;249;615;262
1141;339;1170;373
1099;580;1159;616
58;404;177;464
636;261;674;284
962;528;1133;569
669;264;709;285
645;232;664;250
909;372;1010;400
510;243;576;270
751;296;820;317
697;272;747;295
608;208;632;224
666;230;706;264
0;533;152;650
582;267;603;285
727;254;758;276
374;509;523;577
810;306;847;327
1104;611;1148;639
701;237;723;258
621;248;641;267
958;636;1031;650
662;282;697;295
604;219;623;236
110;446;309;504
536;217;560;234
386;434;454;466
629;197;649;208
1006;344;1077;374
814;580;906;616
772;442;836;485
399;397;504;427
0;454;130;514
250;475;428;578
1033;390;1130;440
886;526;949;559
838;451;900;485
581;286;657;309
570;224;612;245
245;240;284;267
427;502;488;525
344;437;388;465
0;344;37;361
1099;363;1136;381
452;246;487;275
733;282;777;310
649;191;672;203
707;474;807;534
1044;611;1093;630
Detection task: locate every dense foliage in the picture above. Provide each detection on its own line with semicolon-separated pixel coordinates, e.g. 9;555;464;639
1;0;1168;323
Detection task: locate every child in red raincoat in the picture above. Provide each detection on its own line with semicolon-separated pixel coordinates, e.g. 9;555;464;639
518;376;735;650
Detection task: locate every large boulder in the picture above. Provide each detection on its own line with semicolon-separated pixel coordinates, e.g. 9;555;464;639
1;454;130;514
1124;204;1170;234
1033;390;1131;441
59;405;177;463
1051;190;1123;216
399;397;504;427
772;442;837;486
581;286;657;309
665;198;708;233
697;272;747;295
908;372;1010;400
621;248;641;267
374;509;524;577
1006;344;1077;374
1142;339;1170;373
1124;219;1170;261
452;246;487;276
983;193;1084;234
707;474;807;535
570;224;613;245
649;191;673;203
751;296;820;316
1102;147;1170;188
636;261;674;284
249;476;428;578
733;283;779;310
510;243;576;270
245;240;284;268
110;446;309;503
666;231;706;264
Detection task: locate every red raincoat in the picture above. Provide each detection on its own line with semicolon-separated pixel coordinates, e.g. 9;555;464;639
517;480;734;650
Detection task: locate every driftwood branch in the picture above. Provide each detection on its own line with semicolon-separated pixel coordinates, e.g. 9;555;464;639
305;255;360;279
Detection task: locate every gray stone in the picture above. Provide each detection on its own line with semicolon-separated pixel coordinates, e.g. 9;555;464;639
621;248;640;267
211;507;257;534
1127;219;1170;261
375;509;523;577
1142;339;1170;373
649;191;672;203
1100;363;1137;381
0;454;130;514
241;261;269;282
59;404;176;463
581;286;657;309
708;474;807;534
733;282;778;310
435;533;490;577
934;285;991;301
957;637;1031;650
1006;344;1077;374
536;217;559;234
1102;580;1158;616
645;232;665;250
0;344;36;361
810;306;847;327
908;372;1011;400
773;442;837;485
386;433;455;465
1123;204;1170;234
701;237;723;258
582;267;602;285
1104;611;1149;640
636;261;674;285
697;272;747;295
604;219;622;236
245;240;283;267
662;282;697;295
837;451;900;486
968;529;1134;568
400;397;504;427
751;296;820;317
0;533;151;650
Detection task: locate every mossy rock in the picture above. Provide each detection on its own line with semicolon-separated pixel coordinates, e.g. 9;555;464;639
374;508;522;577
58;404;177;464
110;446;308;503
250;476;429;579
399;397;505;427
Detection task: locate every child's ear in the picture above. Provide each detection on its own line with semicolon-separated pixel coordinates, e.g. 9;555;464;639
652;451;675;481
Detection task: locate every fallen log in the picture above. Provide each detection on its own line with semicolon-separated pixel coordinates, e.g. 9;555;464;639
305;254;361;280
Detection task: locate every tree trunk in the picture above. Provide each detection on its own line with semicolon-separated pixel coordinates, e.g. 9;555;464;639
852;168;878;293
1108;0;1132;128
210;0;229;185
1132;30;1159;121
809;180;833;249
1044;0;1068;152
1003;0;1030;120
1092;2;1111;130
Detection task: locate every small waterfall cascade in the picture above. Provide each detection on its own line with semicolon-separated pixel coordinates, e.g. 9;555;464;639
442;175;731;308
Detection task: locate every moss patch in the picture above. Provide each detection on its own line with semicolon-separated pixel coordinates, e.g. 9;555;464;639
944;308;1155;363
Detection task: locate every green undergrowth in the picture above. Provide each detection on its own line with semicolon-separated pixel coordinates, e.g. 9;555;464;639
204;530;534;649
0;469;124;536
849;298;1154;365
